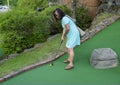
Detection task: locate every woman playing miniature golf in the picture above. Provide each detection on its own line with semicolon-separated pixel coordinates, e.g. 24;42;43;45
53;8;80;70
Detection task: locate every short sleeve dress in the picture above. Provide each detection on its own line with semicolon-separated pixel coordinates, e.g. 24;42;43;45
62;15;80;48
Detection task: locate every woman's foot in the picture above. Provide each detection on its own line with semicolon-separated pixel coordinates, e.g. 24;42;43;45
63;60;70;63
65;64;74;70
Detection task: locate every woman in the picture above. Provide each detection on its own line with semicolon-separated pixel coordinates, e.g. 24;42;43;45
53;8;80;70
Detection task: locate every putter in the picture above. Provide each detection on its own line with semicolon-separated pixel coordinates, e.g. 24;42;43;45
59;40;63;49
49;40;63;67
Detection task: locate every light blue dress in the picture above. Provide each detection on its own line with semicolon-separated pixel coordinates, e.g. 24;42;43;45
62;15;80;48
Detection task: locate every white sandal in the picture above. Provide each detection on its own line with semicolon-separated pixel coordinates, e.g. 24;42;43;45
65;65;74;70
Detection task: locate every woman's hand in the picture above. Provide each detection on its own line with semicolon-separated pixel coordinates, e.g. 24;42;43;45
61;35;65;41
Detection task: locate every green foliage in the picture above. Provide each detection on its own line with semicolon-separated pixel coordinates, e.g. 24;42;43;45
10;0;18;8
1;0;18;8
0;4;69;56
76;6;92;30
17;0;48;10
0;48;4;59
0;10;50;55
0;0;2;5
41;5;71;35
35;5;70;35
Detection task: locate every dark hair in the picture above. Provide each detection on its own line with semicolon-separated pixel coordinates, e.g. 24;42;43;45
53;8;65;20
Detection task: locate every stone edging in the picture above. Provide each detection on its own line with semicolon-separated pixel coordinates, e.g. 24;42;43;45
0;15;120;83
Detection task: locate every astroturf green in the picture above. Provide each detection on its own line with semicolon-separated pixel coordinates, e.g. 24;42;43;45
1;19;120;85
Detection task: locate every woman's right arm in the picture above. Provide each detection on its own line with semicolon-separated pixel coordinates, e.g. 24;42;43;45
61;24;69;40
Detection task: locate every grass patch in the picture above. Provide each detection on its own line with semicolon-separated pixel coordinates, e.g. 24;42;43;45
0;34;66;78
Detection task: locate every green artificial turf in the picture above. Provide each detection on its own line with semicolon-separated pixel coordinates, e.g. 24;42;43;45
1;19;120;85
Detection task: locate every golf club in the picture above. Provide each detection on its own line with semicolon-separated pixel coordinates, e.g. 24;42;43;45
49;40;63;67
59;40;63;49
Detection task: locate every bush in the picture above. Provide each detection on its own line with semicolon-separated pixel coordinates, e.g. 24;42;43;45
76;6;92;30
17;0;48;10
0;5;70;56
0;10;50;55
41;5;71;35
0;48;4;60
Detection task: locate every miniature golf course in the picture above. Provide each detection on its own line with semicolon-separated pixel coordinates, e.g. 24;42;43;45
1;19;120;85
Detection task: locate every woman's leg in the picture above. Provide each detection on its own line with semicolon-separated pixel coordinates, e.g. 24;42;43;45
67;48;74;66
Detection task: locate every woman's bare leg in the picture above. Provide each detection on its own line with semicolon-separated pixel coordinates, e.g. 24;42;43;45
67;48;74;66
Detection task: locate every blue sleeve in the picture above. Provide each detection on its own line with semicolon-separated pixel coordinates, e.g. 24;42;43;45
62;17;69;25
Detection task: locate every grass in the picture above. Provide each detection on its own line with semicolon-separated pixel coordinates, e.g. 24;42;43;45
0;34;66;78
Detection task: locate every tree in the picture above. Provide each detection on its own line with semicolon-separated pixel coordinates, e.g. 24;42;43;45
0;0;3;5
17;0;48;10
71;0;76;20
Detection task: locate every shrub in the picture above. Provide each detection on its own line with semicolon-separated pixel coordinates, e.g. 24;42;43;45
41;5;71;35
0;10;50;55
0;48;4;60
17;0;48;10
76;6;92;30
0;5;70;56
